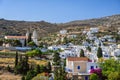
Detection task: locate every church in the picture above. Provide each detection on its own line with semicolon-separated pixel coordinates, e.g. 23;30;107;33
4;29;39;47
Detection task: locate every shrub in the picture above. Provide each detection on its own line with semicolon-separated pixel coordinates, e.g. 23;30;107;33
90;73;99;80
6;65;11;72
26;70;37;80
90;68;102;78
21;76;25;80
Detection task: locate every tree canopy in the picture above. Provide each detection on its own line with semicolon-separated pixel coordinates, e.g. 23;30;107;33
53;52;60;65
99;59;120;80
26;49;42;57
90;73;99;80
27;41;36;47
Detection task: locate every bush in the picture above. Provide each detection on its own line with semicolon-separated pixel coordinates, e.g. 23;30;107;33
90;73;99;80
90;68;102;78
21;76;25;80
26;49;42;57
6;65;11;72
26;70;37;80
108;72;120;80
34;65;41;74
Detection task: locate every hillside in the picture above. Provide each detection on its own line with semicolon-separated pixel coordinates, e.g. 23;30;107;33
61;14;120;27
0;14;120;38
0;19;60;37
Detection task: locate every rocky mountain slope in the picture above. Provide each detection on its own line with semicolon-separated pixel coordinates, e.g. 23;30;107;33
61;14;120;27
0;14;120;38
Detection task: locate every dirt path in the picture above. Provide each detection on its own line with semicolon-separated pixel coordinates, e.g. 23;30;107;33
0;72;21;80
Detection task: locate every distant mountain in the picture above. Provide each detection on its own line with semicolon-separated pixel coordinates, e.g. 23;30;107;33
0;14;120;38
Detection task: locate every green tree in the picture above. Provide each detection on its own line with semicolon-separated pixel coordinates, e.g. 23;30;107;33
15;51;18;67
24;39;27;47
34;65;41;74
14;55;29;74
26;70;36;80
100;59;120;79
6;65;11;72
28;41;36;47
97;47;102;58
27;33;32;44
54;66;66;80
86;39;91;44
108;72;120;80
87;46;91;52
54;68;59;80
12;40;22;46
0;39;3;46
46;62;51;73
59;66;66;80
21;76;25;80
26;49;42;57
64;37;69;44
80;49;85;57
53;52;60;65
53;52;67;80
40;65;46;73
4;39;11;44
90;73;99;80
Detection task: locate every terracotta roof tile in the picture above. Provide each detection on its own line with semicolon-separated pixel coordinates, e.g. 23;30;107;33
67;57;89;61
5;36;27;39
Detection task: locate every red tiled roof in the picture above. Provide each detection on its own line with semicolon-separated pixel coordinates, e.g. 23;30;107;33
67;57;89;61
5;36;27;39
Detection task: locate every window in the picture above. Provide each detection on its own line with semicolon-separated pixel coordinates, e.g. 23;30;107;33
104;55;108;57
62;55;64;57
77;66;80;70
91;66;94;69
96;66;98;68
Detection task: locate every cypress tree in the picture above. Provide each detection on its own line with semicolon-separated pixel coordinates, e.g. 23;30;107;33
87;46;91;52
19;55;22;62
47;62;52;73
24;39;27;47
14;55;29;75
15;51;18;67
53;52;60;65
27;33;32;44
54;69;59;80
80;49;85;57
97;47;103;58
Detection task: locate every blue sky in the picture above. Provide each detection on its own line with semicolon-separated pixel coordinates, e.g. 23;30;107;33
0;0;120;23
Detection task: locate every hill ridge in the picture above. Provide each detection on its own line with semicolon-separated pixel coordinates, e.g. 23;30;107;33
0;14;120;37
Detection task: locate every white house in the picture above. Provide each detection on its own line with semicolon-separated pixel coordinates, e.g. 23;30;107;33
89;28;99;33
111;49;120;57
48;45;59;51
60;29;67;35
86;62;99;73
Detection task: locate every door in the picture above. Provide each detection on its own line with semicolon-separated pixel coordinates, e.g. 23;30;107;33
85;76;88;80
